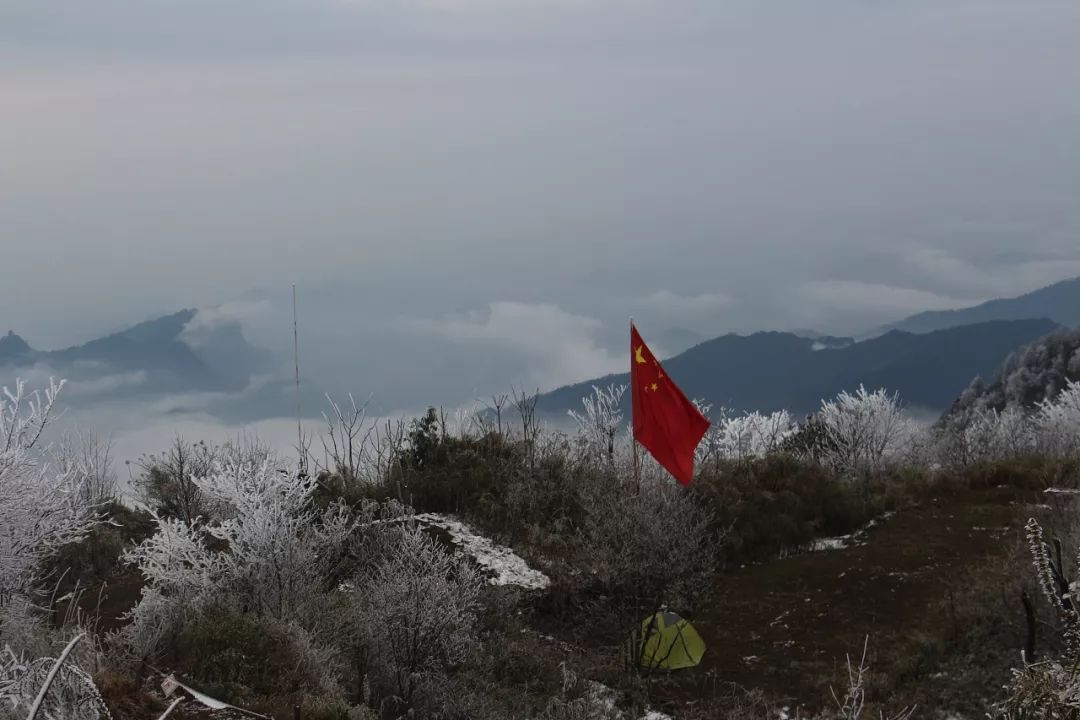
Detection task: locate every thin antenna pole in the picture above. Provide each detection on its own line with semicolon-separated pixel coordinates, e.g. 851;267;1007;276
293;284;305;475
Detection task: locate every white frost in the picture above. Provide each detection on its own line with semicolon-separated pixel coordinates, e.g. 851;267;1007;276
414;513;550;590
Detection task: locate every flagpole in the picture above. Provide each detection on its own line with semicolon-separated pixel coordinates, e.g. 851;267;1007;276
630;316;641;492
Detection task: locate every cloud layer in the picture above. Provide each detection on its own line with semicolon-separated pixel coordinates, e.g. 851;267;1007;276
3;0;1079;409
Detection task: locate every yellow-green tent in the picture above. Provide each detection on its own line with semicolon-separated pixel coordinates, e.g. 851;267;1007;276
623;611;706;671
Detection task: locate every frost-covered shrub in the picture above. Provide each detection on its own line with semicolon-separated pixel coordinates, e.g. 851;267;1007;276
117;460;401;684
107;586;178;670
0;379;99;651
1034;380;1080;458
352;525;482;708
126;460;360;620
501;440;580;542
702;410;796;464
997;517;1080;716
535;665;623;720
124;515;227;604
0;380;98;607
938;406;1035;467
1000;660;1080;718
818;387;915;475
175;605;321;704
692;455;871;565
0;636;112;720
935;382;1080;466
576;472;718;606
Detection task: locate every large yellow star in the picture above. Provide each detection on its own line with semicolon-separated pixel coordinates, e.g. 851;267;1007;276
635;345;647;364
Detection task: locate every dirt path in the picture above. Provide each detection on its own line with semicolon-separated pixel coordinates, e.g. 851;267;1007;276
683;490;1027;710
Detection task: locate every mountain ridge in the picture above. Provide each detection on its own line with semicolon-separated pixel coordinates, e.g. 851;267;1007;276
537;318;1061;417
881;276;1080;335
0;309;272;399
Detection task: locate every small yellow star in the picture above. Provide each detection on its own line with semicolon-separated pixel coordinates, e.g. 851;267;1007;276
651;383;659;392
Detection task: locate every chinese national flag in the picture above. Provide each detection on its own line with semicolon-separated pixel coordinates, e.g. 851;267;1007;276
631;324;710;485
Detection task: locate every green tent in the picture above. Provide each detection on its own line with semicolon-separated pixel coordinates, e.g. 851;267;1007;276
624;611;706;671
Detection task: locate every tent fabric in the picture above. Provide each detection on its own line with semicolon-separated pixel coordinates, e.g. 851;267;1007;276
624;611;706;670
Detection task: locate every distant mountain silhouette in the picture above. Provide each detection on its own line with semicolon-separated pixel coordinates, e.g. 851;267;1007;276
881;276;1080;335
0;331;34;363
537;318;1061;417
653;327;706;357
0;309;272;399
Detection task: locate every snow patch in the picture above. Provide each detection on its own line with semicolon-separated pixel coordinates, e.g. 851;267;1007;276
415;513;550;590
810;535;852;552
809;512;896;553
1045;488;1080;496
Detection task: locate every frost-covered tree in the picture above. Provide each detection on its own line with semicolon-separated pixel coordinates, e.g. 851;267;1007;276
695;404;795;467
818;386;914;475
53;429;117;507
1034;380;1080;458
747;409;797;456
319;393;374;486
196;461;359;619
131;437;219;524
720;411;795;462
0;380;106;718
568;384;627;464
352;525;481;708
0;379;99;639
936;406;1035;467
947;328;1080;423
964;407;1034;463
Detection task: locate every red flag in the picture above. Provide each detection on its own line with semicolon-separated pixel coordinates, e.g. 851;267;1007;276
631;324;710;485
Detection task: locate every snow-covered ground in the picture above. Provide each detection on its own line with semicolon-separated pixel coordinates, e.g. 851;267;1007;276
414;513;550;590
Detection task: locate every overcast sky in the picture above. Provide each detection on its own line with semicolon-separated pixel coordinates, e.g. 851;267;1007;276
4;0;1080;410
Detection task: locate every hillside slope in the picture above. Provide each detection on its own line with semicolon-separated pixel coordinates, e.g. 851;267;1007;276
943;326;1080;423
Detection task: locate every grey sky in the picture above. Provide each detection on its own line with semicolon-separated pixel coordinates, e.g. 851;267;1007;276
4;0;1080;410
